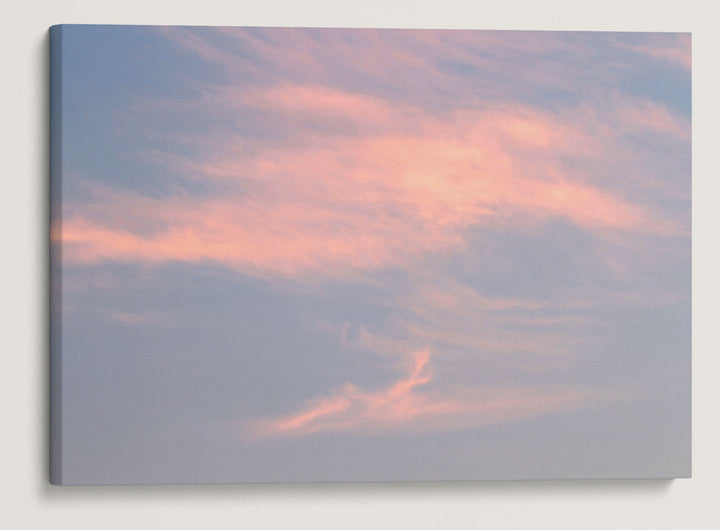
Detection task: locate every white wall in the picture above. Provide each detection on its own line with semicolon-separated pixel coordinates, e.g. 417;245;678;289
2;1;718;528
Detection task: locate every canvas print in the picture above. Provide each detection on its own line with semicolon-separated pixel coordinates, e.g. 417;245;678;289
49;25;691;485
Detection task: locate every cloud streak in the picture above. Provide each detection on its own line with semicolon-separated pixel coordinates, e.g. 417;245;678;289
249;349;599;438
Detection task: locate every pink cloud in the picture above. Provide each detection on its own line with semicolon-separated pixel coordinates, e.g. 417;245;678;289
163;28;443;92
249;349;599;438
414;282;547;314
250;349;445;437
161;28;600;106
242;84;400;127
59;84;679;279
613;99;690;139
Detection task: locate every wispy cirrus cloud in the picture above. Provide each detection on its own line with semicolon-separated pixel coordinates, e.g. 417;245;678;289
611;33;691;70
249;349;599;438
59;82;683;279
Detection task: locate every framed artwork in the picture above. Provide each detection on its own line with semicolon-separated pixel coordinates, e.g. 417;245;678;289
49;25;691;485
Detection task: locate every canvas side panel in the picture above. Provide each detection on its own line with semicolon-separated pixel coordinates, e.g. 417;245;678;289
49;24;63;486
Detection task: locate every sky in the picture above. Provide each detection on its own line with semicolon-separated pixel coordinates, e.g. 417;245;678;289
52;25;691;484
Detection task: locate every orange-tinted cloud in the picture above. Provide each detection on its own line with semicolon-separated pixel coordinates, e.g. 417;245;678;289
249;349;599;438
